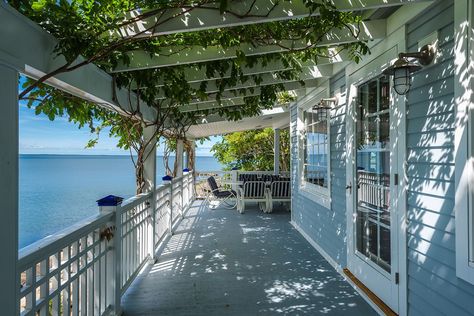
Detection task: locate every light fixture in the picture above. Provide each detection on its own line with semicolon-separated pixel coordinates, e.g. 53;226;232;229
312;99;333;121
318;97;338;108
383;44;435;95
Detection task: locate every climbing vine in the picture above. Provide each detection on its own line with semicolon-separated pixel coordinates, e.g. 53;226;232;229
11;0;371;192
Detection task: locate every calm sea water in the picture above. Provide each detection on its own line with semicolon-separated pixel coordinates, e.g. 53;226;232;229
19;154;222;249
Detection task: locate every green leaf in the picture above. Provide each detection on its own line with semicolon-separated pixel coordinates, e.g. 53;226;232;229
31;0;46;11
85;138;98;148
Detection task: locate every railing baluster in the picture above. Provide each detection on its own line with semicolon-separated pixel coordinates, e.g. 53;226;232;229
17;174;196;316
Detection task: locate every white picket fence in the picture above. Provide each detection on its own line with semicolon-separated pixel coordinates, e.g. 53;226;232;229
17;172;195;316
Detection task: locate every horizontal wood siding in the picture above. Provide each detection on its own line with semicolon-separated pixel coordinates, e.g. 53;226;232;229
291;71;348;267
406;1;474;315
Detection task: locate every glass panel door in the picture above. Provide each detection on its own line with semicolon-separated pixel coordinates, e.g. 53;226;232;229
355;75;391;273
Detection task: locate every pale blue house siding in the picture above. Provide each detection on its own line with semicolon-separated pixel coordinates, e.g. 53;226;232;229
406;1;474;315
290;70;348;267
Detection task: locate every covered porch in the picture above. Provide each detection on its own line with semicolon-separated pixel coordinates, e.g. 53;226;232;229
121;201;376;315
3;0;468;315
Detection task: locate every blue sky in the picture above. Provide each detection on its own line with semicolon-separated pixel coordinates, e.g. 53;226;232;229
19;99;221;156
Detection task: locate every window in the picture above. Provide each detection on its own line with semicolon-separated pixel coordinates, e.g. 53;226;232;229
300;105;330;200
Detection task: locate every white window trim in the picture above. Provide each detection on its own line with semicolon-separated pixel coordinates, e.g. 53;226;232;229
454;0;474;285
296;83;332;209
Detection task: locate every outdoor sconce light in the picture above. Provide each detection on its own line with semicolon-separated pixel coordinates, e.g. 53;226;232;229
312;97;337;121
383;44;435;95
317;97;338;109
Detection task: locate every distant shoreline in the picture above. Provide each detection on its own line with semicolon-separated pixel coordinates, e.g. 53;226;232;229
19;153;215;158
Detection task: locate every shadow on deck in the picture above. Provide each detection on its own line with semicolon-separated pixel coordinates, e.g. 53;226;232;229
121;201;377;315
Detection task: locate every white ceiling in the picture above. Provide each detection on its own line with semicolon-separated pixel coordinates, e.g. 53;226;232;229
185;110;290;138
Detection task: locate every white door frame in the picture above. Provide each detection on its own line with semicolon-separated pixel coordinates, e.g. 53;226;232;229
345;39;408;314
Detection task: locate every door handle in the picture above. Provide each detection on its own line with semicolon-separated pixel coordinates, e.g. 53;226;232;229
346;183;352;194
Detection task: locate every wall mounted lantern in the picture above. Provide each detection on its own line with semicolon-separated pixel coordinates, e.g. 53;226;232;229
383;44;435;95
317;97;338;108
312;98;337;121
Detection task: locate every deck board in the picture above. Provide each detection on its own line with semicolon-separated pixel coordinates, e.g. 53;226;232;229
121;201;377;315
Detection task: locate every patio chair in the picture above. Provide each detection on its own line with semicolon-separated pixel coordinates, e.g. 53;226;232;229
238;173;258;184
205;176;237;209
265;181;291;213
236;180;268;214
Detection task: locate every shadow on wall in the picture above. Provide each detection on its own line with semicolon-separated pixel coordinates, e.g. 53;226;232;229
404;10;474;315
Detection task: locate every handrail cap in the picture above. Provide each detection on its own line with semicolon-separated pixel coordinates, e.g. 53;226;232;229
97;195;123;206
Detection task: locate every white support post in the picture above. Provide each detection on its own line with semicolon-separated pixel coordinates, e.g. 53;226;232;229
143;126;157;193
176;139;184;177
113;204;122;314
0;65;19;315
184;147;189;170
143;126;157;260
274;128;281;175
98;203;120;314
162;178;173;235
189;141;196;170
189;141;196;196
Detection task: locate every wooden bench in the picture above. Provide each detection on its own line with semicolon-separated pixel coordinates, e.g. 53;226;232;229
236;181;268;214
265;180;291;213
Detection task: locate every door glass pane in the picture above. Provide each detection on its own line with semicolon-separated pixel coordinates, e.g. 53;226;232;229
359;80;378;114
380;76;390;111
356;75;391;273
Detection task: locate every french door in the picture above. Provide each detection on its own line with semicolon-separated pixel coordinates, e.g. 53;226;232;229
347;74;400;312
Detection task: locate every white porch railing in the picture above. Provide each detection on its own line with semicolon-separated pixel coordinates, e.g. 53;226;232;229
17;171;195;316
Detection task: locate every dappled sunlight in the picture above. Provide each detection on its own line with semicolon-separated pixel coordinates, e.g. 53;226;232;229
121;200;375;315
402;7;466;306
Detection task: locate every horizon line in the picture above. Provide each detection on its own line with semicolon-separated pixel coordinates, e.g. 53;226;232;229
19;153;215;157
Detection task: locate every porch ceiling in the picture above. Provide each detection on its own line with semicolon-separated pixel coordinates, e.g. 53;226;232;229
185;107;290;138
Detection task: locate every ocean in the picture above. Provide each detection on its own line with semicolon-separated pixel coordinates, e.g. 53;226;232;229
19;154;222;249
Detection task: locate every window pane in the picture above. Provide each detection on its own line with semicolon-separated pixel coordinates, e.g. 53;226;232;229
359;80;378;114
380;75;390;111
302;105;330;189
358;114;377;149
379;113;390;149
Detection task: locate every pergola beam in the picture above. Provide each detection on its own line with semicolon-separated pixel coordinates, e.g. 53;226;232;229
112;44;345;73
0;3;156;122
187;95;245;106
188;87;306;107
160;80;321;110
156;69;328;99
111;19;385;73
113;0;427;39
179;99;246;112
132;63;333;89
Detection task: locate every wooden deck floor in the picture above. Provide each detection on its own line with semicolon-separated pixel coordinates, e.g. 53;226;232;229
121;201;377;315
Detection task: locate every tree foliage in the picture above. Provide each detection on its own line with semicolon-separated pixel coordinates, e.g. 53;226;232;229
11;0;369;120
10;0;371;191
212;128;290;171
